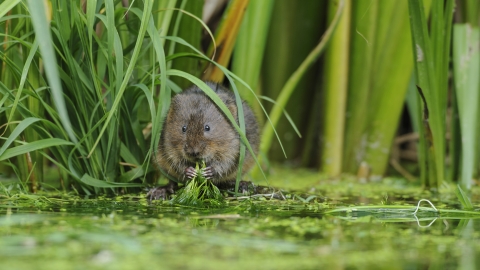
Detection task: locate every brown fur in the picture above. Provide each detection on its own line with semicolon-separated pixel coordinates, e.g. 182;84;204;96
155;82;259;185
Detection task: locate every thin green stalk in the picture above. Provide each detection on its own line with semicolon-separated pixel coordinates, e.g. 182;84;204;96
169;0;202;89
88;0;153;157
408;0;452;188
320;0;350;176
260;0;325;161
231;0;274;109
359;1;416;177
449;87;461;183
258;0;345;162
405;76;426;183
26;0;77;143
154;0;177;45
0;0;22;19
453;24;479;190
343;0;378;173
464;0;480;25
1;0;188;193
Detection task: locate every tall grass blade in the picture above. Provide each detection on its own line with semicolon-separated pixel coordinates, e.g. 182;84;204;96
154;0;177;46
231;0;274;107
0;0;22;19
408;0;449;188
455;184;474;210
88;0;153;157
261;0;325;162
79;174;144;188
405;77;426;183
343;0;378;173
363;1;417;178
259;0;345;161
169;0;202;89
320;0;350;176
0;139;74;161
0;117;40;156
453;24;479;190
26;0;77;143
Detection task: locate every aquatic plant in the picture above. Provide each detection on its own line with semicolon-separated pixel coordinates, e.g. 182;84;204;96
172;162;224;207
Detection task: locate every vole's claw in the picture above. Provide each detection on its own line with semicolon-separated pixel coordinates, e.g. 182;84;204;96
185;166;197;179
202;166;215;180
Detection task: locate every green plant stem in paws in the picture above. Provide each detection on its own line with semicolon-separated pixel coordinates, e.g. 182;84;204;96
172;162;225;207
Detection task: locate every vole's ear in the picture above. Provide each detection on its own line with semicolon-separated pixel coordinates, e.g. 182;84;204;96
225;99;237;118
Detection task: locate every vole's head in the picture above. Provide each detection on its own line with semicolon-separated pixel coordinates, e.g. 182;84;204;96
163;89;239;164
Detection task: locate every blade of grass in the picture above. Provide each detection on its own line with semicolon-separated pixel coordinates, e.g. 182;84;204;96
154;0;177;47
453;24;479;190
0;117;40;156
79;173;144;188
405;76;426;183
342;0;378;173
231;0;274;108
455;184;474;210
363;1;419;178
320;0;351;177
88;0;153;157
408;0;448;188
258;0;345;165
0;138;74;161
26;0;77;143
0;0;22;19
169;0;202;89
6;40;38;125
259;96;301;138
261;0;325;162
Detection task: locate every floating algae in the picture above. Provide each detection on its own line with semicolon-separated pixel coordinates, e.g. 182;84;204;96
172;162;225;207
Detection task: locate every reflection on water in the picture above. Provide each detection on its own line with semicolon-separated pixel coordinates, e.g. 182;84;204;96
0;194;479;269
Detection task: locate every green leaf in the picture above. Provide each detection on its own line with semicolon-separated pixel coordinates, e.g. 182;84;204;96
320;0;350;176
408;0;450;188
453;24;480;190
7;39;39;125
119;166;151;183
0;138;74;161
88;0;154;157
26;0;78;143
231;0;274;106
79;174;144;188
0;0;21;19
455;184;474;210
0;117;40;157
259;0;345;161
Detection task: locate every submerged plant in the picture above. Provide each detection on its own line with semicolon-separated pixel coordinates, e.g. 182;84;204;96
172;162;225;208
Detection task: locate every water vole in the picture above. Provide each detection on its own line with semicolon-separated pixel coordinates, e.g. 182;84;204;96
147;82;259;200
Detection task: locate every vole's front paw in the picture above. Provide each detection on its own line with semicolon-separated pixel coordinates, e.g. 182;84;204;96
185;166;197;179
147;186;173;200
202;166;215;180
147;181;178;201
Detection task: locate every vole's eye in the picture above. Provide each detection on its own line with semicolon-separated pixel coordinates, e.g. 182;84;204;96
182;126;187;133
204;125;210;132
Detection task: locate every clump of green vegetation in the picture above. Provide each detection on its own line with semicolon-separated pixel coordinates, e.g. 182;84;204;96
172;162;225;207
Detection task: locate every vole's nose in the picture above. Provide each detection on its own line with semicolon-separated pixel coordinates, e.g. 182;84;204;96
185;144;201;158
188;150;200;158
